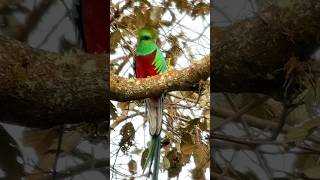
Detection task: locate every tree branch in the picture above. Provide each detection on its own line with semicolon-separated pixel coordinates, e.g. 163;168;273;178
0;34;209;127
212;0;320;96
0;35;107;127
110;55;209;101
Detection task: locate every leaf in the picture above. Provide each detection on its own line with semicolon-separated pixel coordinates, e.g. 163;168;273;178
119;122;135;152
305;82;320;119
181;144;197;155
110;101;117;120
193;143;209;169
134;7;145;28
149;7;162;26
286;118;320;143
303;166;320;179
162;156;171;170
192;168;206;180
23;128;81;180
0;125;24;180
180;132;194;144
166;148;182;178
180;153;191;165
110;30;121;51
128;159;137;174
141;148;149;168
131;147;143;155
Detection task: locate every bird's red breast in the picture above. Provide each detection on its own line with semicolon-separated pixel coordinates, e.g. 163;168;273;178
135;50;160;101
81;0;108;53
135;50;158;78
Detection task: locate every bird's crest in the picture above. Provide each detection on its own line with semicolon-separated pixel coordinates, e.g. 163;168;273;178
137;27;158;41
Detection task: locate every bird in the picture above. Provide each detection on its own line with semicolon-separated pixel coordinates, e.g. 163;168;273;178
72;0;108;53
134;27;168;180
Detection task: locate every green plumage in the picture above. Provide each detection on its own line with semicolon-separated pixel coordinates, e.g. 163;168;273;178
143;136;161;179
136;27;167;180
136;27;167;74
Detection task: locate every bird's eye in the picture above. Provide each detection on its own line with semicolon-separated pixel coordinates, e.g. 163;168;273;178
142;36;150;40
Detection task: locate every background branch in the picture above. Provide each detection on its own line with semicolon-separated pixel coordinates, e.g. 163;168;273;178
212;0;320;97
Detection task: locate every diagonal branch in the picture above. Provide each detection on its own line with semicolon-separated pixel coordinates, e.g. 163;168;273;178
110;55;209;101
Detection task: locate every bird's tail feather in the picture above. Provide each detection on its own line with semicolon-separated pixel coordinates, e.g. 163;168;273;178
146;97;163;135
143;96;163;180
143;135;161;180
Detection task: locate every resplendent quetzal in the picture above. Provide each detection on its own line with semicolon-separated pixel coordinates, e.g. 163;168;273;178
134;27;168;180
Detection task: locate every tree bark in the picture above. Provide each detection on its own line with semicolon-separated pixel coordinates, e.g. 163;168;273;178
110;55;209;101
212;0;320;97
0;34;209;127
0;35;107;127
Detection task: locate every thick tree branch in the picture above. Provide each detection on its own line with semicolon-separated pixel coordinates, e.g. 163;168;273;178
0;35;107;128
212;0;320;96
110;55;209;101
0;34;208;127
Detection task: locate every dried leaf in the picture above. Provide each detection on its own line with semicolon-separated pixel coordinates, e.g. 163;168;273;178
181;144;197;155
303;166;320;179
110;101;117;120
131;147;143;155
110;30;121;51
162;156;171;170
193;143;209;169
119;122;135;153
286;118;320;143
166;148;182;178
149;7;162;26
23;128;81;180
134;7;145;28
141;148;149;168
128;159;137;174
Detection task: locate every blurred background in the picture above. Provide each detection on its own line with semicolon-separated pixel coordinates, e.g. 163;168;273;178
0;0;108;179
212;0;320;179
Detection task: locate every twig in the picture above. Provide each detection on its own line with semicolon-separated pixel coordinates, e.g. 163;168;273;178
16;0;56;41
213;96;269;131
52;125;64;180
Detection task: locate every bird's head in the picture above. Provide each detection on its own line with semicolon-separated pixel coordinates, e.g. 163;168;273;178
137;27;158;43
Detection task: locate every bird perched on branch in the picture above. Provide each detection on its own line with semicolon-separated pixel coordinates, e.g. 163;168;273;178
134;27;168;180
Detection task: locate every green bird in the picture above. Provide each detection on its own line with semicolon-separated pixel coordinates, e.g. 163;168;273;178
134;27;168;180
